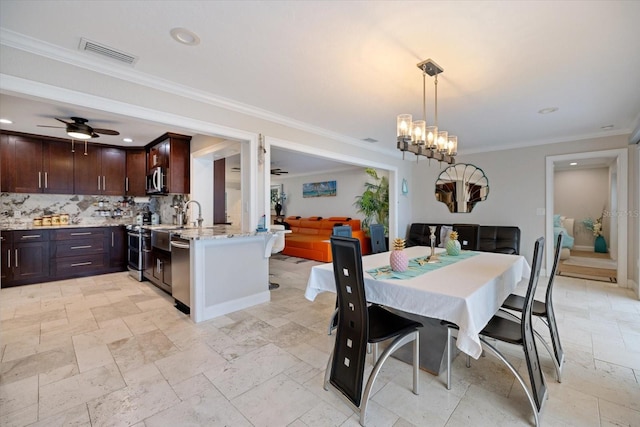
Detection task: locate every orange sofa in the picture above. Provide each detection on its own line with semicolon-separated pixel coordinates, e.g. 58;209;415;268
281;216;369;262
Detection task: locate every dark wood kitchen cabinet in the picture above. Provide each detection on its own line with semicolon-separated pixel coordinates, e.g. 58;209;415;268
146;132;191;194
109;226;127;269
74;144;126;195
51;227;109;279
125;149;147;196
1;230;50;287
150;249;172;291
1;133;74;194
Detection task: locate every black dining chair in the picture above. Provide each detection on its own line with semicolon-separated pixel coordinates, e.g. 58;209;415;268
443;237;547;427
369;224;387;254
333;225;353;237
500;232;564;382
328;225;354;335
324;236;422;426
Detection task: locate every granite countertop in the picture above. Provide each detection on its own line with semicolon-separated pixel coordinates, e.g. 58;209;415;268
163;225;273;240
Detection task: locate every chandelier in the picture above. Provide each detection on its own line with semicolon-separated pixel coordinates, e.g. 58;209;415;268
397;59;457;164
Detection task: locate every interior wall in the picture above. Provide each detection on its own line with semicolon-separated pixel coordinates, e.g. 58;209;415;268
411;134;633;279
271;167;372;219
554;167;610;248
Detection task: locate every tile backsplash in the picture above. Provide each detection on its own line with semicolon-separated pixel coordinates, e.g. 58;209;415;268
1;193;187;228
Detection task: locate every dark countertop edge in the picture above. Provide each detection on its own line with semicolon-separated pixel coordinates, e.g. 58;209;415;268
1;224;130;231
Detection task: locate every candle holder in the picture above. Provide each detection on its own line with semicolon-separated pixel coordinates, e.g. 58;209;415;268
428;225;439;262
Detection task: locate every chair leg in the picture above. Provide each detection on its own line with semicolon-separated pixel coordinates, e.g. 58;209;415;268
360;331;419;426
533;328;562;382
446;327;452;390
480;338;542;427
540;317;565;379
323;348;334;391
327;307;338;335
413;332;420;395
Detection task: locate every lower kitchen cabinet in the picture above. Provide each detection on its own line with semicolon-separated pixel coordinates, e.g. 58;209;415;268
1;230;50;287
148;249;172;293
1;226;127;287
109;226;127;269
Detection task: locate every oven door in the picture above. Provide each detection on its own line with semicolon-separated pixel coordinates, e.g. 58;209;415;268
127;231;142;270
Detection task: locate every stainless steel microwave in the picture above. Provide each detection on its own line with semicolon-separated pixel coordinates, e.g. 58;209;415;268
147;167;166;194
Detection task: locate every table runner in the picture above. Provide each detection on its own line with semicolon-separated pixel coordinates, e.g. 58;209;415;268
366;251;479;279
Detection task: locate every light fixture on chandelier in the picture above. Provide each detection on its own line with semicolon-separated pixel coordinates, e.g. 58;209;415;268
397;59;457;164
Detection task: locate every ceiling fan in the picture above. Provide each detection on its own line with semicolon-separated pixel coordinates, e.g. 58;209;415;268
38;116;120;140
271;168;288;175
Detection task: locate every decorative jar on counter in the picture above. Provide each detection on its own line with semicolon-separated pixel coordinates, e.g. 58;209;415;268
33;217;42;227
60;213;69;225
51;215;60;226
42;216;52;226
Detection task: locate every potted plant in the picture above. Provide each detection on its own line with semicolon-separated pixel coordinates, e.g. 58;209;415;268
353;168;389;236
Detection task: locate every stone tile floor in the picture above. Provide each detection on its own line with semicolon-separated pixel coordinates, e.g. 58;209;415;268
1;255;639;426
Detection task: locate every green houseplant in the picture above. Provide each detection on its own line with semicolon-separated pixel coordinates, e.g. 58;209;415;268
353;168;389;235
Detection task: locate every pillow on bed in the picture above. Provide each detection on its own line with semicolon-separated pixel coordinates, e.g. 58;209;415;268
554;226;574;248
553;214;562;227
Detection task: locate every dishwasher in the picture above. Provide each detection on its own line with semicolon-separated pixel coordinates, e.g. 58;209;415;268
170;235;191;314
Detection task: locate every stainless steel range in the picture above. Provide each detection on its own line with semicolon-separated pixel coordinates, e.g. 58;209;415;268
126;224;150;281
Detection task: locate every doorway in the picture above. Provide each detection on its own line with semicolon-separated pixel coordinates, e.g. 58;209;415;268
545;149;628;287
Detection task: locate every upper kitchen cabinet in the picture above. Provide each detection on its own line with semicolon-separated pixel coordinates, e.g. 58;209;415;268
125;149;147;196
74;143;126;195
146;132;191;195
1;133;74;194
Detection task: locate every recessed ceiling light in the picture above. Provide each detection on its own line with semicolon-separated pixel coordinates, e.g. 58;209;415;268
538;107;559;114
570;162;577;166
601;125;614;130
123;137;133;143
0;118;13;124
170;28;200;46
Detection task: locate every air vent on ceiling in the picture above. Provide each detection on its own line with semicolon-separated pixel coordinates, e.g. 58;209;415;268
78;38;138;66
362;137;378;143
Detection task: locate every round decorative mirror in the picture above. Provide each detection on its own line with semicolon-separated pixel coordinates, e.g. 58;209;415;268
435;163;489;213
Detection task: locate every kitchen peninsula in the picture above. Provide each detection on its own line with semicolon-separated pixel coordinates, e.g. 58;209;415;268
170;225;276;323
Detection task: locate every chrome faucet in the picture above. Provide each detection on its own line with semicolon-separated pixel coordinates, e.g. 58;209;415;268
183;200;203;228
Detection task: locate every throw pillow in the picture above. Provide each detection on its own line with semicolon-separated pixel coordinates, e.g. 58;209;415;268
553;214;562;227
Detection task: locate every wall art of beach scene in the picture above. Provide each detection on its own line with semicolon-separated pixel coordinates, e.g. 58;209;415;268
302;180;337;198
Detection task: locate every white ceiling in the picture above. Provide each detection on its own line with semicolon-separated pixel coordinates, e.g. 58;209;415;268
1;1;639;164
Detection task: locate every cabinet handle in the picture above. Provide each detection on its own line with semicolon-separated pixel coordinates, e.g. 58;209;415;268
45;172;48;189
125;177;129;192
7;250;10;269
71;262;92;267
70;245;92;250
14;249;18;268
103;176;106;191
98;176;101;190
71;232;92;236
38;171;42;189
112;232;115;247
156;259;162;273
21;235;41;239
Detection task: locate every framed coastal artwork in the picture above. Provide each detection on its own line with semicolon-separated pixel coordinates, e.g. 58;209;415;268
303;180;337;198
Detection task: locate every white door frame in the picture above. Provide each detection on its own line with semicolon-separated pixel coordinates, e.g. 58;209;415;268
545;148;628;287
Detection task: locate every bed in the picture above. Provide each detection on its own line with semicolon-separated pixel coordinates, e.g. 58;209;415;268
554;215;575;260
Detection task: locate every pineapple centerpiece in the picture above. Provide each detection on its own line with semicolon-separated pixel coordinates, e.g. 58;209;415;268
446;231;462;256
390;238;409;272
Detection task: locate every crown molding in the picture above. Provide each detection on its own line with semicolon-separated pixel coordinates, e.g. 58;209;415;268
0;28;400;158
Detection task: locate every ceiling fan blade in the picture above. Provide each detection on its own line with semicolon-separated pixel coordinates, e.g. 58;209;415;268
93;128;120;136
55;117;72;124
37;125;65;128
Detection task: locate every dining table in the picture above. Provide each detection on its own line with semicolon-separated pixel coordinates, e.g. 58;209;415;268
305;246;531;374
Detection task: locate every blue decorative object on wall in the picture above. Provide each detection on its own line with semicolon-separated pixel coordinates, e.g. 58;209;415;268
594;235;607;253
401;178;408;195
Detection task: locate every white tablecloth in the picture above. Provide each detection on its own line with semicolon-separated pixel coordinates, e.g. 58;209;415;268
305;246;531;359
